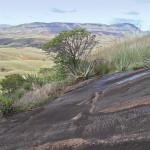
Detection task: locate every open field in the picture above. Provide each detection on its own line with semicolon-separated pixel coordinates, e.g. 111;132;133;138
0;47;53;79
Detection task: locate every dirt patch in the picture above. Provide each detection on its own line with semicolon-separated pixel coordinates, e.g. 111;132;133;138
19;54;37;60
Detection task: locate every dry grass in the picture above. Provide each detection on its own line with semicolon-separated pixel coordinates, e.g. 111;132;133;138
0;47;54;80
15;82;66;110
91;33;150;71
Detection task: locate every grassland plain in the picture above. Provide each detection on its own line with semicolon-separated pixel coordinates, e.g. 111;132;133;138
0;47;53;79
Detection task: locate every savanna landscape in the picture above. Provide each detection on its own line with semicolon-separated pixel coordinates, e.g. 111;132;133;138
0;47;53;79
0;0;150;150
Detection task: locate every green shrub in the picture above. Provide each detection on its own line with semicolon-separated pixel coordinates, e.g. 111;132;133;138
24;74;46;87
39;67;51;75
13;89;25;100
71;60;95;81
0;96;16;117
0;74;25;93
24;73;37;83
51;65;68;81
23;82;32;91
113;50;131;71
93;59;110;76
94;63;110;76
39;64;68;82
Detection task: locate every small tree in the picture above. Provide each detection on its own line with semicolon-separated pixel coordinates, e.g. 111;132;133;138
43;28;97;75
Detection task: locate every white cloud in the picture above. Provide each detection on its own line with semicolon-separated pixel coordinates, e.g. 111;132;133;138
124;11;139;16
51;8;77;14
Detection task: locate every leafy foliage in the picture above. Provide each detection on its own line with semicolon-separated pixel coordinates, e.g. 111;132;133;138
39;67;52;75
43;28;97;75
39;65;68;81
0;74;25;93
0;96;16;117
94;63;110;76
93;59;110;76
24;73;46;87
70;60;95;81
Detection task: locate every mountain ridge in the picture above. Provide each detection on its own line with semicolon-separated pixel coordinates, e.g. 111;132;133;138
0;22;140;35
0;24;11;29
0;22;141;48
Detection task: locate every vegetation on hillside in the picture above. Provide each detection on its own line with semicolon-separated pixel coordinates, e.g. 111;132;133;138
92;34;150;71
0;29;149;117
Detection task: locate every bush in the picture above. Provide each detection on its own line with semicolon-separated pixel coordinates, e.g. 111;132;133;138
23;82;32;91
13;89;25;101
71;60;95;81
38;65;68;82
0;96;16;117
24;74;46;87
44;65;68;81
39;67;52;75
94;63;110;76
0;74;25;93
113;50;131;71
93;59;110;76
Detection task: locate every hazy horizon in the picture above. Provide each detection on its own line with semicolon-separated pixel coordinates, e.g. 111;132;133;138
0;0;150;31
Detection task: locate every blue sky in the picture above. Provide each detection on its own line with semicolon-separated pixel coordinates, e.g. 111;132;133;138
0;0;150;30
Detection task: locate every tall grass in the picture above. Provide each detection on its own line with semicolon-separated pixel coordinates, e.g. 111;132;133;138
14;82;66;111
92;34;150;72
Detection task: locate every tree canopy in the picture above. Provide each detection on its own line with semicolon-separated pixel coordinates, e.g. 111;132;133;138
43;28;97;75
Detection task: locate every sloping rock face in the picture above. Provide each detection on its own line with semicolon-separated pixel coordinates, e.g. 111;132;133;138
0;69;150;150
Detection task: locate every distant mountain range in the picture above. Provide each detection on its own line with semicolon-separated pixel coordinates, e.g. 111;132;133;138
0;22;140;36
0;22;141;47
0;24;11;29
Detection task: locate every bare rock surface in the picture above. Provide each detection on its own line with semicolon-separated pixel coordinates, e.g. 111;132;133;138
0;69;150;150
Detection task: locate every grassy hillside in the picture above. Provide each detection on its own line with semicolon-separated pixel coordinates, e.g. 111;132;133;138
0;47;53;79
92;34;150;71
